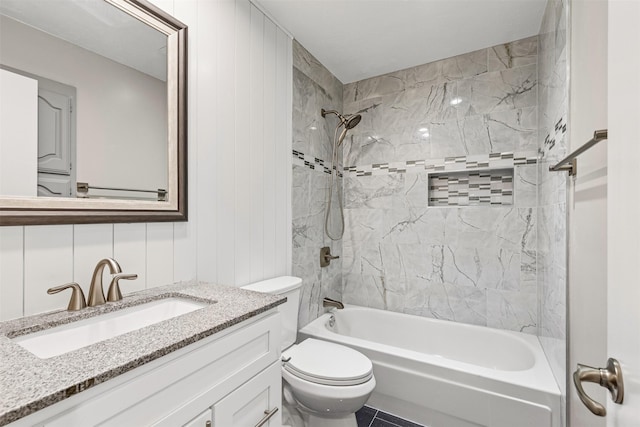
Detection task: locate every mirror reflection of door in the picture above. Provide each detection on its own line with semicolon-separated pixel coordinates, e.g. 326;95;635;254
36;78;77;197
1;66;78;197
0;0;169;202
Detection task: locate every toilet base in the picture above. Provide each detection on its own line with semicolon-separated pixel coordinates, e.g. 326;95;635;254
282;400;357;427
305;412;357;427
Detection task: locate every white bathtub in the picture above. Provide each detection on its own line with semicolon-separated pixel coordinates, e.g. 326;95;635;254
298;305;561;427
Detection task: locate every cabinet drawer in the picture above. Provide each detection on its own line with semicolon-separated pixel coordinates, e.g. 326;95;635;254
213;361;282;427
35;312;280;427
183;408;212;427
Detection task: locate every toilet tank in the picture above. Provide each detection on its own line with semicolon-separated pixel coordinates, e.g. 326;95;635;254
241;276;302;350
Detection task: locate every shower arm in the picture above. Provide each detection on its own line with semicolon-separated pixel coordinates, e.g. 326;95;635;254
321;108;361;131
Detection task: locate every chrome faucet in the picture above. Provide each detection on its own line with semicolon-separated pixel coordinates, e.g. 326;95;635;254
323;297;344;310
88;258;122;306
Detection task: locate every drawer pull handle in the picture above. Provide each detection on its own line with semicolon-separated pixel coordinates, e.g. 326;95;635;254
255;407;279;427
205;421;211;427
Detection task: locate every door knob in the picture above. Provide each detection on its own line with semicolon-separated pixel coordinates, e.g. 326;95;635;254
573;358;624;416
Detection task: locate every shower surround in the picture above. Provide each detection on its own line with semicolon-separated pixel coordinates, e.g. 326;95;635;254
291;1;569;421
291;0;566;347
292;41;344;327
340;37;540;333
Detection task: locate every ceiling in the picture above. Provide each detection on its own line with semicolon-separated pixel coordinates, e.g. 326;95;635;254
255;0;547;83
0;0;167;81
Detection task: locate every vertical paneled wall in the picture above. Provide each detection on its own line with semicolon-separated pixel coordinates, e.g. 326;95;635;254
0;222;193;319
195;0;292;287
0;0;292;320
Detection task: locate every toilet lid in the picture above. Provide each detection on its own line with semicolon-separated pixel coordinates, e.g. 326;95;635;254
282;339;373;386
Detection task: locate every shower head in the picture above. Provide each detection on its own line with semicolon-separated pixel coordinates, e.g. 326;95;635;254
345;114;361;129
321;108;361;130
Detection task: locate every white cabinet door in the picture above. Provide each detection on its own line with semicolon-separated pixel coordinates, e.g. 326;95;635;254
183;408;212;427
213;362;281;427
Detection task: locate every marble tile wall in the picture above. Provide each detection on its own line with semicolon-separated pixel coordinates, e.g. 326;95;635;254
292;40;344;327
537;0;569;416
341;36;540;333
342;36;539;166
428;168;514;207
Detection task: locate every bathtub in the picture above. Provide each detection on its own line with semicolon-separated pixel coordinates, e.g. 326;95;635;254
298;305;561;427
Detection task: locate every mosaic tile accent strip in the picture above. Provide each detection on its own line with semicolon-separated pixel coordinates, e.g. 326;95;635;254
540;115;568;158
291;150;537;180
342;151;537;177
292;150;342;176
428;168;514;206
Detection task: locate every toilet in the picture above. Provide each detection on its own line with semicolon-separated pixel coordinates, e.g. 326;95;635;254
242;276;375;427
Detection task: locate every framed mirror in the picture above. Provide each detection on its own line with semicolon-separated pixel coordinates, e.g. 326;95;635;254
0;0;187;225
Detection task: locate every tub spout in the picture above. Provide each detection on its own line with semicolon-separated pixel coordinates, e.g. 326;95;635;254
323;297;344;309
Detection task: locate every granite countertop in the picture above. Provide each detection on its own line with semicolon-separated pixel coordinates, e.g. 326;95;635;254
0;281;285;426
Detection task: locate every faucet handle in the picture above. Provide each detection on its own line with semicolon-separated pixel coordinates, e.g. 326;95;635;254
47;282;87;311
107;274;138;302
320;247;340;267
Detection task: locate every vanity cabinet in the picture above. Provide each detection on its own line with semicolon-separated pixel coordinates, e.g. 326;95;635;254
182;409;212;427
212;361;281;427
175;361;281;427
10;311;282;427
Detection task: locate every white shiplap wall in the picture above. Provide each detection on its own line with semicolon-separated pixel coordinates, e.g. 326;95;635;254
195;0;292;287
0;222;191;318
0;0;292;320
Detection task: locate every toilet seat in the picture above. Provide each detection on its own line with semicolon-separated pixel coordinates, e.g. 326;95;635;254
282;338;373;386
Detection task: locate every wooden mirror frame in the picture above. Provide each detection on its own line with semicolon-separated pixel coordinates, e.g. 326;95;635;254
0;0;187;226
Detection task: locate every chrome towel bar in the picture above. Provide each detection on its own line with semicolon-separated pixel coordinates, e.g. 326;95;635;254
549;129;608;176
77;182;167;201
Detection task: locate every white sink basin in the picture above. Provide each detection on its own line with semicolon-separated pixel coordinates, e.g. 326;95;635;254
13;298;207;359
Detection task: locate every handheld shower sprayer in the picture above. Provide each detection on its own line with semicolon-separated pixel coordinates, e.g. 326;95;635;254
320;108;362;240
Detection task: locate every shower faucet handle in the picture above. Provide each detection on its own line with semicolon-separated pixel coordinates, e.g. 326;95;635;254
320;246;339;267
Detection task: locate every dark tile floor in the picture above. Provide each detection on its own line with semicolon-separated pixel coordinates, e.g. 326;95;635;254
356;406;425;427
